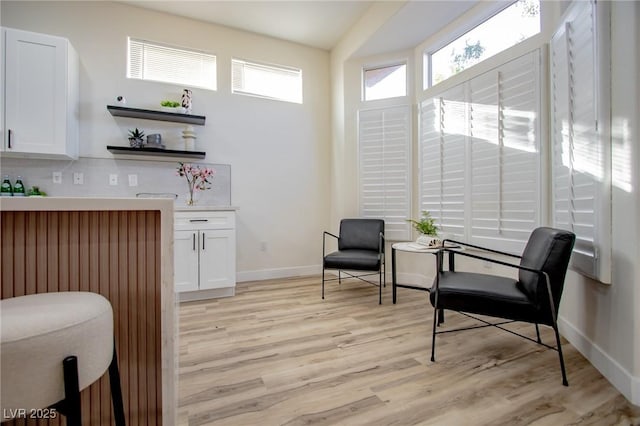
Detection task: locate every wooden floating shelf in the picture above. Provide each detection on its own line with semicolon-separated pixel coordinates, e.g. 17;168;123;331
106;145;206;159
107;105;206;125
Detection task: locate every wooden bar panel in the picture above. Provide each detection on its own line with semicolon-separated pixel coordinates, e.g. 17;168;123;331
0;210;163;426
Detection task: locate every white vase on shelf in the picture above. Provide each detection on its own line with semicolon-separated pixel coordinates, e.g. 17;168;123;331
182;125;196;151
183;137;196;151
181;89;192;114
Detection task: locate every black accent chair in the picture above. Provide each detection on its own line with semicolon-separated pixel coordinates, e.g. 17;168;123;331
430;227;576;385
322;219;385;304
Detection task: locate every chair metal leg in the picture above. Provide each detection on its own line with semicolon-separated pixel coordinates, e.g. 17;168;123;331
535;323;542;344
552;322;569;386
543;272;568;386
109;344;126;426
62;356;82;426
338;270;342;285
322;267;325;299
382;260;386;288
431;253;442;362
430;305;439;362
378;267;382;305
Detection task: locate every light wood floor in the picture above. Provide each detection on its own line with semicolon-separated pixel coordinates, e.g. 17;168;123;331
178;276;640;426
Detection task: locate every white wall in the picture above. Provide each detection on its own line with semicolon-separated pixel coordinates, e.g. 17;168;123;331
329;1;407;231
1;1;332;281
557;0;640;405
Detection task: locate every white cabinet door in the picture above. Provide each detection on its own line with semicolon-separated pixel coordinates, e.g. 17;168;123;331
174;230;199;293
199;229;236;290
174;211;237;298
3;28;78;158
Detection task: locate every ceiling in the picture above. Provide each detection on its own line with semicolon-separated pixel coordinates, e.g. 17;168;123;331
121;0;480;56
354;1;479;57
121;1;373;51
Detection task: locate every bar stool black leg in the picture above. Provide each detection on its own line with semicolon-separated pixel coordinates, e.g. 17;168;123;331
109;344;126;426
392;247;397;304
62;356;82;426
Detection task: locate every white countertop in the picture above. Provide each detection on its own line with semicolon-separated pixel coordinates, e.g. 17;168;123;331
0;197;237;213
0;196;174;212
173;205;238;212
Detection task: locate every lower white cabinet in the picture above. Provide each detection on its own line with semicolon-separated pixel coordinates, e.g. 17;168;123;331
174;210;236;301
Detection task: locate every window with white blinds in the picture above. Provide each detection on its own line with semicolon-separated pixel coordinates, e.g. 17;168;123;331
232;59;302;104
550;0;611;283
358;105;412;241
127;38;217;90
420;50;541;253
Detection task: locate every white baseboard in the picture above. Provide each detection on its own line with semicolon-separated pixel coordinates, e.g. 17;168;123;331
237;265;321;282
559;316;640;405
178;286;235;302
237;267;433;287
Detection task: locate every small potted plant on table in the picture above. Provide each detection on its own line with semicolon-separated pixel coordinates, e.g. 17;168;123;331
407;211;442;247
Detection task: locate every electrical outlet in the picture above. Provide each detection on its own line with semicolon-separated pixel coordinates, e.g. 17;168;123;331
52;172;62;184
109;174;118;186
73;172;84;185
128;174;138;187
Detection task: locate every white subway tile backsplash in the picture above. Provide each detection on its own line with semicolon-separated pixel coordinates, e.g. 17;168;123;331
0;157;231;206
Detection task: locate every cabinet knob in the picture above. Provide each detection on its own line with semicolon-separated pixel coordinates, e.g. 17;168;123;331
192;233;196;251
7;129;13;149
189;219;208;223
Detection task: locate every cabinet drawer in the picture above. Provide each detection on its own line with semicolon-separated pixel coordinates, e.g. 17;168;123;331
174;211;235;230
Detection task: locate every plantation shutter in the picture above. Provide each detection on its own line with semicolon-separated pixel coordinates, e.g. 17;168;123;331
419;85;467;239
550;0;611;283
358;105;412;241
419;50;542;251
469;51;541;253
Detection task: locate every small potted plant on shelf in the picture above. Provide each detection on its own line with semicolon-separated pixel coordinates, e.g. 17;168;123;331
128;128;145;148
407;211;442;247
27;186;47;197
160;100;184;113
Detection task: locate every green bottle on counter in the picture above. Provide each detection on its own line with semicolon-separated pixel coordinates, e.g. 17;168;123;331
13;176;25;196
1;175;12;196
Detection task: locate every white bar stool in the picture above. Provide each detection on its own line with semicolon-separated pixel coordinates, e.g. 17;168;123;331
1;292;125;425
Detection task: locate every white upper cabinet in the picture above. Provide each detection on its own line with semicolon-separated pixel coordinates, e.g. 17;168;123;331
2;28;79;159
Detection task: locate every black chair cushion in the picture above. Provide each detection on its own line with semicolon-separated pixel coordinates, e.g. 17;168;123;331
338;219;384;252
324;249;381;271
518;227;575;311
430;271;541;324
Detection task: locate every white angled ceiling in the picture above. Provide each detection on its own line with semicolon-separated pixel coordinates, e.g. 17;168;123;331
120;0;482;56
120;1;374;51
353;1;479;58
